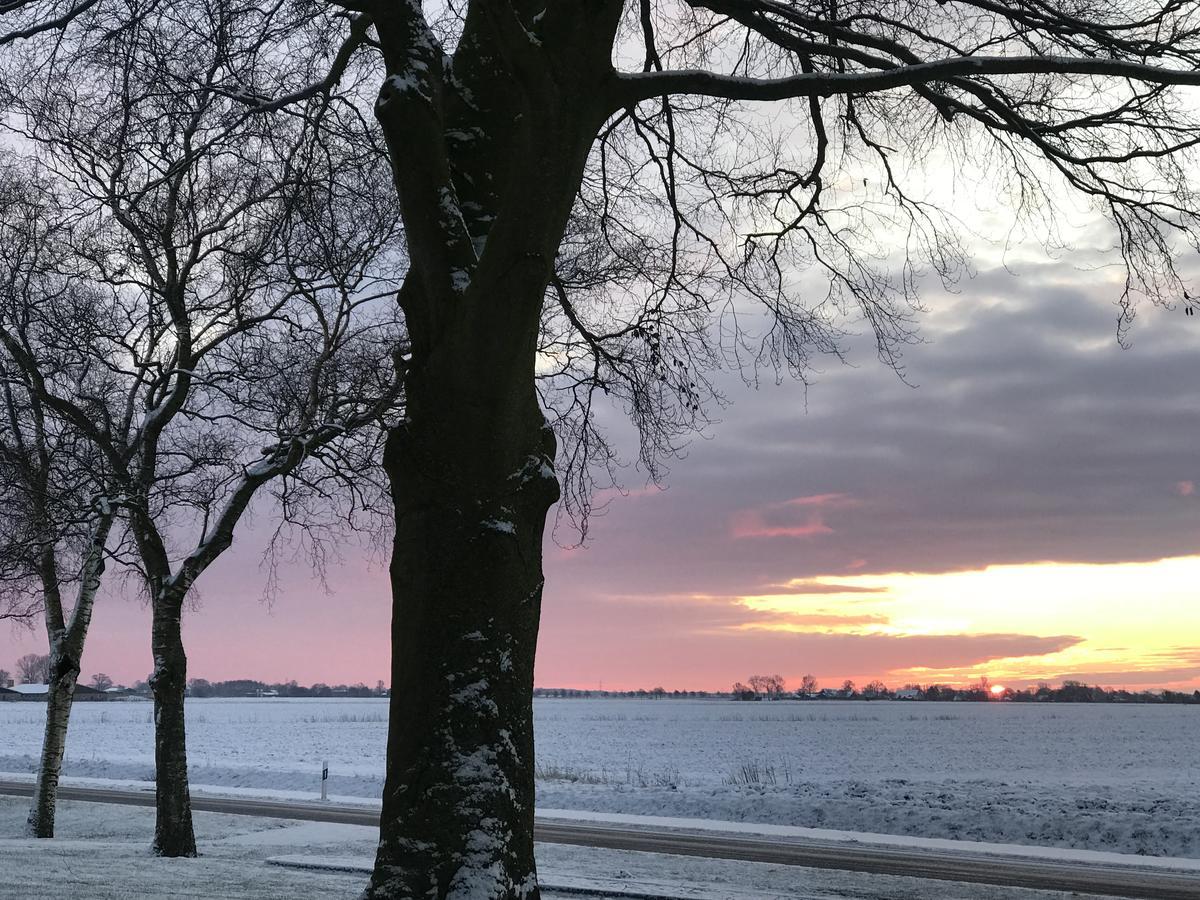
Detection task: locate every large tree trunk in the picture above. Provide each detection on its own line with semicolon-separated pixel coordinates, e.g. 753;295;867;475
150;595;196;857
26;649;79;838
366;370;559;899
365;8;622;896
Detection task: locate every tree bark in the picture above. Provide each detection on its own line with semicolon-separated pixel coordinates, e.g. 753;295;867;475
26;511;112;839
366;373;559;899
26;648;79;838
150;594;196;857
365;7;623;896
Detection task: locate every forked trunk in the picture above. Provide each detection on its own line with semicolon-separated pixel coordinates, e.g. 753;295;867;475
365;9;619;892
150;596;196;857
27;654;79;838
367;380;559;899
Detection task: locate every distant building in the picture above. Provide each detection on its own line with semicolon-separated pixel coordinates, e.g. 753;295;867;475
75;685;109;701
2;683;109;702
895;688;923;700
102;686;146;700
10;683;49;700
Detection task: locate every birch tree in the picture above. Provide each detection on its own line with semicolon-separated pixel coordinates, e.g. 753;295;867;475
0;2;402;857
9;0;1200;897
0;177;121;837
2;412;113;840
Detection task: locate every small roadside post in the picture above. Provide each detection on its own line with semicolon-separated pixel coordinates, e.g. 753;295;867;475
321;761;328;801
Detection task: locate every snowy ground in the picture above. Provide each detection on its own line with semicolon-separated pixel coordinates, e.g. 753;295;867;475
1;698;1197;857
0;796;1129;900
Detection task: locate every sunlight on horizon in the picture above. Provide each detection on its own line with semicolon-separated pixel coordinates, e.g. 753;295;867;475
733;556;1200;687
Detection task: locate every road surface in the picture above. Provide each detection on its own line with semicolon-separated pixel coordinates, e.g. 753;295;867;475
2;779;1197;899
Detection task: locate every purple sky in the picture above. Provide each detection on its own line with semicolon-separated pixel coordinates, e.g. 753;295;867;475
3;256;1199;693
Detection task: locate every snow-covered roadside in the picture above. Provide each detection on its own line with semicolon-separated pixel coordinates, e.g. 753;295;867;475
3;759;1196;860
7;768;1200;868
7;773;1199;880
0;769;381;807
0;752;382;804
0;796;1115;900
534;778;1200;859
0;796;369;900
536;808;1200;873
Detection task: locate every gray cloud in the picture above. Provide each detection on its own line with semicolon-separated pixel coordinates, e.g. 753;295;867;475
546;263;1200;609
537;591;1085;685
7;259;1195;689
1035;665;1200;687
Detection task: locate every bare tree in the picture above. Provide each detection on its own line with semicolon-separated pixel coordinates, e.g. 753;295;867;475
0;3;402;857
747;673;786;698
0;0;100;47
363;5;1200;895
767;674;787;698
0;668;10;688
864;680;890;699
11;1;1200;895
0;161;123;837
15;652;49;684
89;673;112;692
800;674;819;697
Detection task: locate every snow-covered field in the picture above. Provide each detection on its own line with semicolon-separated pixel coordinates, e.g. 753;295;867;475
1;698;1197;858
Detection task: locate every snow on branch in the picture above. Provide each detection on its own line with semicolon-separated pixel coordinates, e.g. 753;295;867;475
616;55;1200;106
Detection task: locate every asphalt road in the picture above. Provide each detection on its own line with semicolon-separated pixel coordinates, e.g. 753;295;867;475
2;780;1197;899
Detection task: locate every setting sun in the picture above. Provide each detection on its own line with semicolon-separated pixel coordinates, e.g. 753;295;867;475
990;684;1006;696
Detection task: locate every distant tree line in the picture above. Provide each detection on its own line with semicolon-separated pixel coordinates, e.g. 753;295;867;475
0;658;139;694
0;664;392;699
914;680;1200;705
0;654;108;689
533;687;716;699
728;675;1200;704
12;664;1199;706
185;678;388;699
534;677;1200;704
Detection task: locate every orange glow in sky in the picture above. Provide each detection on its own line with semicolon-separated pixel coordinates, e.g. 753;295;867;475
726;556;1200;689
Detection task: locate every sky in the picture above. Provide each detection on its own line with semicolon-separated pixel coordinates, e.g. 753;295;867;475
533;249;1200;692
4;233;1198;694
2;12;1198;697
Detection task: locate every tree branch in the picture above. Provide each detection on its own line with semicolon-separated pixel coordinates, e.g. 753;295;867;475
615;54;1200;107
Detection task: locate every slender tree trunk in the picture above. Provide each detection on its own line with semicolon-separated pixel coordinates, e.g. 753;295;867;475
150;593;196;857
26;511;112;838
26;648;79;837
366;370;559;899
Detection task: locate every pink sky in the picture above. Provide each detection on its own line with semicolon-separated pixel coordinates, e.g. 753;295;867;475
3;277;1200;693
